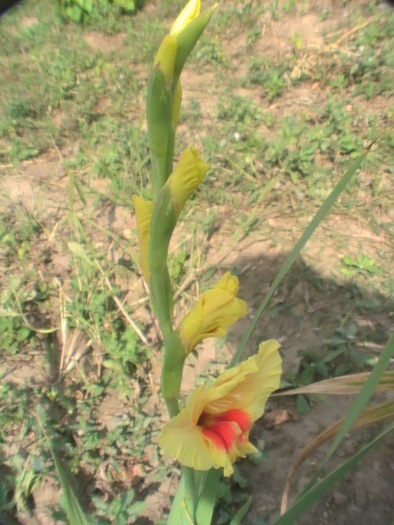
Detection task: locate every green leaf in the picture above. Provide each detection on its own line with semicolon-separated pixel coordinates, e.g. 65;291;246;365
229;496;252;525
321;333;394;470
296;394;310;415
287;333;394;511
167;477;191;525
231;150;367;366
196;470;221;525
114;0;138;12
34;408;92;525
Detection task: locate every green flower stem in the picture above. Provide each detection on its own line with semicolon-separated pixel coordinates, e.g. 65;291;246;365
149;267;173;342
148;185;177;332
146;65;171;197
151;153;168;200
165;128;176;180
161;330;186;417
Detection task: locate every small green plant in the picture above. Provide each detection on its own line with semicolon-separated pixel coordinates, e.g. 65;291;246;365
342;254;379;277
92;488;146;524
58;0;143;23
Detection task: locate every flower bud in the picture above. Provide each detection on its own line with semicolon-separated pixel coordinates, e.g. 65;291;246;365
170;0;201;36
180;272;247;354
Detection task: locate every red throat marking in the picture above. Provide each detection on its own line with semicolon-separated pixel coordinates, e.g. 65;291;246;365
199;409;251;452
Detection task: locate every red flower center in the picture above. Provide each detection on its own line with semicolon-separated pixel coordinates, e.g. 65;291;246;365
198;409;251;452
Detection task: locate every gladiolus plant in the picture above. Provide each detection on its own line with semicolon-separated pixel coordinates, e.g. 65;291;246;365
36;2;393;524
133;1;283;521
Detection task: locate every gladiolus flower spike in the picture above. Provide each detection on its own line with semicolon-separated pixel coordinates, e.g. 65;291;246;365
159;340;282;476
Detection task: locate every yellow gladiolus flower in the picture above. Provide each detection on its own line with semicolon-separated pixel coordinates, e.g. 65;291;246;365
159;340;282;476
168;146;209;217
180;272;247;353
132;195;154;282
170;0;201;36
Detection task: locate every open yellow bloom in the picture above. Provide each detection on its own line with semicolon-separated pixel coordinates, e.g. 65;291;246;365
170;0;201;36
167;146;209;217
132;195;154;282
180;272;247;353
159;340;282;476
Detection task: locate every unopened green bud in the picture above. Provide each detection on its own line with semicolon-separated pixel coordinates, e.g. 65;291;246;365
172;4;217;92
150;147;208;267
166;80;182;176
146;65;171;197
170;0;201;37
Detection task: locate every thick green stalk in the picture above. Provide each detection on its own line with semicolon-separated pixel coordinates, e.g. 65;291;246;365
146;65;171;197
165;127;176;179
161;330;185;416
151;153;168;200
148;186;177;333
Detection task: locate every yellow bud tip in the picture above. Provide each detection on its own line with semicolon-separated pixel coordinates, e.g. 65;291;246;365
170;0;201;36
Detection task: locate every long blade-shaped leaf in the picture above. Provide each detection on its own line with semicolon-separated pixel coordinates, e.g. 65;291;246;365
229;496;252;525
272;422;394;525
322;333;394;468
34;410;91;525
281;401;394;513
295;333;394;500
196;470;221;525
167;476;192;525
231;151;367;366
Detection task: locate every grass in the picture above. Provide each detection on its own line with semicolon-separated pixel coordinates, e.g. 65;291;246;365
0;0;393;523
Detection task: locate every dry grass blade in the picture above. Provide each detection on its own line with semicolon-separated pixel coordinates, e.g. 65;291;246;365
93;257;149;346
280;401;394;514
275;371;394;397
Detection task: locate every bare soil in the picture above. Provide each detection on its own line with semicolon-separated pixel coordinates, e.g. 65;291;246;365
1;1;393;524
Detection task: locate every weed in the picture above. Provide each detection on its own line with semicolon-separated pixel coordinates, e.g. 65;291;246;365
247;57;288;102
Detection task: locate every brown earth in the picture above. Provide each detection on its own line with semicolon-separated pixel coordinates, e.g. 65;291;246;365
0;1;393;524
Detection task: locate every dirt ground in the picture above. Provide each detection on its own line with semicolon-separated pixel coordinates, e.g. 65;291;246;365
1;1;393;524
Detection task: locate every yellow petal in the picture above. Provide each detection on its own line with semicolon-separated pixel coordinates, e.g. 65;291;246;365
132;195;154;282
154;35;177;85
158;341;282;476
208;340;282;421
216;272;240;295
170;0;201;36
159;390;230;473
180;272;247;353
168;146;209;217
